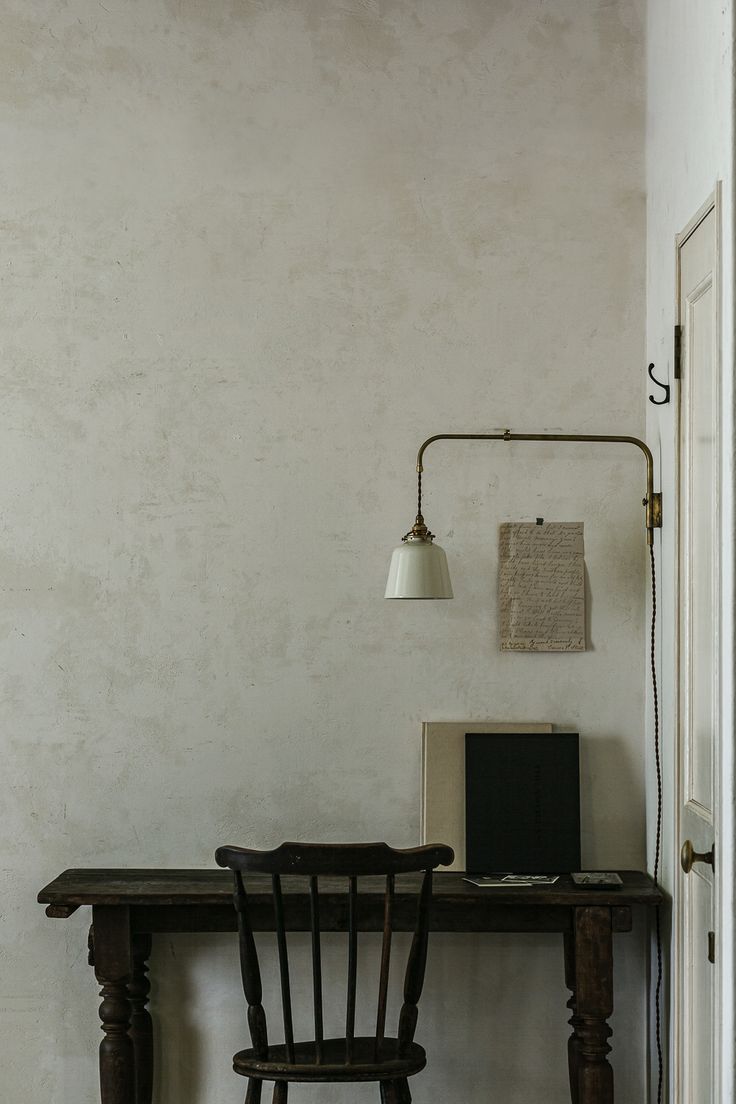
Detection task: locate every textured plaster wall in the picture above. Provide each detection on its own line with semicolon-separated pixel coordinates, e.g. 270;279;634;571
646;1;735;1097
1;2;645;1102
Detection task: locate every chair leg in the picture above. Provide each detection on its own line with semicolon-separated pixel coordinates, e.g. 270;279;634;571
272;1081;288;1104
380;1080;411;1104
395;1079;412;1104
245;1079;262;1104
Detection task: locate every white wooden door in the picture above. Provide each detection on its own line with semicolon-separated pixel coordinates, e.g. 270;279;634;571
676;202;719;1103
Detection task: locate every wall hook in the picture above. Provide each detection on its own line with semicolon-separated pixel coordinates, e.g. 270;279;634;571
648;363;670;405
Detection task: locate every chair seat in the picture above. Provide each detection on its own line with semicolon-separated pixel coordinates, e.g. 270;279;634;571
233;1037;427;1082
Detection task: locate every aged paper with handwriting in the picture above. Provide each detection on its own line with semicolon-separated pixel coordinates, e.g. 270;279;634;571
499;522;585;652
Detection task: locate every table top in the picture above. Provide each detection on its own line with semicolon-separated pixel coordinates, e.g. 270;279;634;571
39;868;663;910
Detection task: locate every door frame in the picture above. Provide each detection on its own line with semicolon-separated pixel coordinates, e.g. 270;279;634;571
671;183;731;1104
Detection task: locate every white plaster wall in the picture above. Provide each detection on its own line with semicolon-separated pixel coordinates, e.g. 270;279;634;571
1;2;646;1102
645;2;735;1099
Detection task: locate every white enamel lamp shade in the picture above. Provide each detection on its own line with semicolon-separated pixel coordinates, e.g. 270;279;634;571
384;533;453;599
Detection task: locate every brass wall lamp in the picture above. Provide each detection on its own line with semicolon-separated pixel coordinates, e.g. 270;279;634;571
384;431;662;598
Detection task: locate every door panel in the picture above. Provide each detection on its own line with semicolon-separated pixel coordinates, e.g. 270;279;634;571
685;272;716;816
687;867;715;1095
676;203;718;1104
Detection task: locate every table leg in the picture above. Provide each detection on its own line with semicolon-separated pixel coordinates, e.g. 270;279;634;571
92;906;135;1104
564;931;582;1103
129;934;153;1104
573;906;613;1104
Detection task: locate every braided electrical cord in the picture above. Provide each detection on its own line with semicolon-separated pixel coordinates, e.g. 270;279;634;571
649;542;663;1104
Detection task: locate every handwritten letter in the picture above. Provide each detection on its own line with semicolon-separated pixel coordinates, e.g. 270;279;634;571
499;522;585;652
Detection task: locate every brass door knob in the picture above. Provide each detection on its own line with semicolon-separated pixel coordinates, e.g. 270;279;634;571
681;839;715;874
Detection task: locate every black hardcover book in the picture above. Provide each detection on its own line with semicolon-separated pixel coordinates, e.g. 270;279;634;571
465;732;581;874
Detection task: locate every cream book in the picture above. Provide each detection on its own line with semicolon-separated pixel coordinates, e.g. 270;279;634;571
420;721;553;871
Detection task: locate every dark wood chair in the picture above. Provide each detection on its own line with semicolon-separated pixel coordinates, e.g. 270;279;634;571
214;841;454;1104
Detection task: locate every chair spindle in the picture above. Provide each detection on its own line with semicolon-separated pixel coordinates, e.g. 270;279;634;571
398;870;432;1055
345;875;358;1063
234;873;269;1060
272;875;295;1063
309;875;324;1064
375;873;394;1060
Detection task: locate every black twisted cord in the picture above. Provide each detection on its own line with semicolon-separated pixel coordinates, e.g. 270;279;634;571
650;542;663;1104
417;470;422;521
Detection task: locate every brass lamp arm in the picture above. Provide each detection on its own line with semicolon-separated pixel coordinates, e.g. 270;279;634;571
414;431;661;544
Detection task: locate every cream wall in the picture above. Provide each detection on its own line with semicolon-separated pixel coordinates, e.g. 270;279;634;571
645;1;735;1098
1;2;646;1102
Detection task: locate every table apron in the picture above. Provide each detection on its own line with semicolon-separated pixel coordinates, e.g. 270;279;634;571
128;902;632;935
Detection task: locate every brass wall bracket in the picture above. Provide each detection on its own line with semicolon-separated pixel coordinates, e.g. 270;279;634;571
646;492;663;532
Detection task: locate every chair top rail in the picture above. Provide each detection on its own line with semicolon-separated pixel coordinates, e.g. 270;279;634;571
215;841;454;877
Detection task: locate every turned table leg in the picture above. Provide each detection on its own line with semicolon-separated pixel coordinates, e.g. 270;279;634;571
573;906;614;1104
564;930;583;1104
92;906;135;1104
129;934;153;1104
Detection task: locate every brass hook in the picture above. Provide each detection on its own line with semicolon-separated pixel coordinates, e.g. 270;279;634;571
648;363;670;406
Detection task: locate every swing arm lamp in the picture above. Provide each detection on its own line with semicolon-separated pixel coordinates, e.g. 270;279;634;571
384;430;662;599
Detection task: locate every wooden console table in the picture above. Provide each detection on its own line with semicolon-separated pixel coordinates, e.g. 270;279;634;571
38;868;662;1104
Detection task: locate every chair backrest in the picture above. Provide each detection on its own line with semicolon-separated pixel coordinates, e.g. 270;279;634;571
215;842;454;1065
